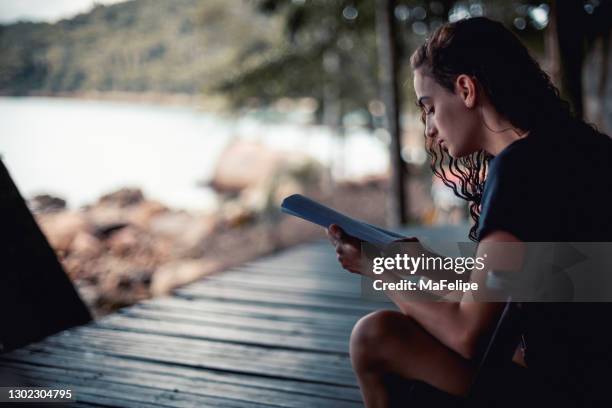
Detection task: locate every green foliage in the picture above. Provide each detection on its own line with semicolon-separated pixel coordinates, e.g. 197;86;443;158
4;0;601;123
0;0;285;95
216;0;555;118
217;0;380;117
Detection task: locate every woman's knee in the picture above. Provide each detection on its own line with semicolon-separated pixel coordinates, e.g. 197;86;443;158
350;310;408;371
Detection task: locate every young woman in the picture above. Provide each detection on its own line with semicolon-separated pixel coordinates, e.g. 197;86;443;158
327;17;612;407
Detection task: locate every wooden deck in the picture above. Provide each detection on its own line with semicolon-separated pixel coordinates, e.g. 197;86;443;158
0;226;467;407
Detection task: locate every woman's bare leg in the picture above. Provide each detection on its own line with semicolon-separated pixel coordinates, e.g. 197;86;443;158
350;310;476;408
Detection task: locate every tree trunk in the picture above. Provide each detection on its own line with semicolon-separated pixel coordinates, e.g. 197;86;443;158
554;0;587;118
544;2;561;88
375;0;408;227
595;32;610;131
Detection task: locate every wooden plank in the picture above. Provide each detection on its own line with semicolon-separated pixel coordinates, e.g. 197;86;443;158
7;365;321;408
44;333;354;383
40;332;349;377
34;329;359;386
242;258;346;274
133;297;362;331
6;366;271;408
230;263;363;284
243;251;345;268
124;301;358;333
207;271;355;290
96;313;350;354
1;347;362;402
2;361;361;408
185;279;376;307
175;284;385;314
113;307;354;341
212;267;361;297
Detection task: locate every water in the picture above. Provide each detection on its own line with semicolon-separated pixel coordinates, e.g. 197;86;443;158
0;97;389;211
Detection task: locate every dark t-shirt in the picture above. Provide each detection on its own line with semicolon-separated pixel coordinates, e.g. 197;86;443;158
478;123;612;242
476;121;612;403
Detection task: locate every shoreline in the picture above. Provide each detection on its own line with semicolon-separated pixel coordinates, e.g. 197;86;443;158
0;91;228;111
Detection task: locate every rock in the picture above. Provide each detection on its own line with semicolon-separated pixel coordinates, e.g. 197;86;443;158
88;200;167;232
61;255;91;280
113;268;153;291
93;222;129;239
208;140;284;193
100;224;170;266
98;188;144;207
94;255;153;292
176;216;216;255
127;200;168;228
36;211;90;253
28;194;67;213
149;212;215;255
70;231;103;258
243;154;329;216
106;226;141;256
209;140;329;216
87;205;129;228
151;259;221;296
218;201;255;228
74;281;101;313
149;211;194;237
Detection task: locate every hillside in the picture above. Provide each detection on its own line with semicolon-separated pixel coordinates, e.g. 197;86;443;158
0;0;284;96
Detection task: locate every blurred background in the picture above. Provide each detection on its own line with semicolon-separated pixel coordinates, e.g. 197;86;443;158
1;0;610;316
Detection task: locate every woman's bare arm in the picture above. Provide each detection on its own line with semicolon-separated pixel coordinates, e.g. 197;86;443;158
328;225;524;359
397;231;524;358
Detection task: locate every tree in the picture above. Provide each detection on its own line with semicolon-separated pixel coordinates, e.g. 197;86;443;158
376;0;407;225
217;0;380;123
217;0;611;223
549;0;611;121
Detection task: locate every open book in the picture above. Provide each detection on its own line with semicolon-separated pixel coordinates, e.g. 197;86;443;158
280;194;407;246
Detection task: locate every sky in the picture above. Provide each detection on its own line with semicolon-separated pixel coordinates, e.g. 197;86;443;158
0;0;126;24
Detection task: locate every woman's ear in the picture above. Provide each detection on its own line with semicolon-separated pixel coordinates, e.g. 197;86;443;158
455;74;477;109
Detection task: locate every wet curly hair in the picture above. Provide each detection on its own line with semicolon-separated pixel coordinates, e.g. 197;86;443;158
410;17;574;241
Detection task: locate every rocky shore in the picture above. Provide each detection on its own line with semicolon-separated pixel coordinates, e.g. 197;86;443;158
31;177;422;318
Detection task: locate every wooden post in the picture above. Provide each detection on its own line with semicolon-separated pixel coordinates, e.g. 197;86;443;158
375;0;408;227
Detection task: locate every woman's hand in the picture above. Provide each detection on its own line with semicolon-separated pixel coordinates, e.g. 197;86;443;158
326;224;366;276
327;224;422;278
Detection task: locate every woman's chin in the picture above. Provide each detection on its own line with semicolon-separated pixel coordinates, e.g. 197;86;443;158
449;145;478;158
437;141;473;158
